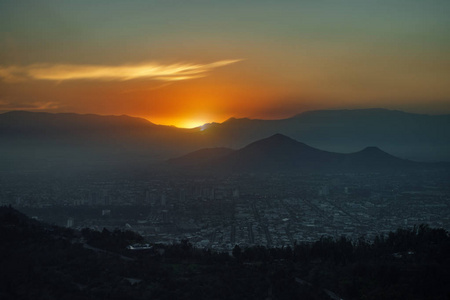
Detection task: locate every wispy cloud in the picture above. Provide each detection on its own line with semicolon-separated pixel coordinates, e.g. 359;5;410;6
0;60;242;83
0;100;59;111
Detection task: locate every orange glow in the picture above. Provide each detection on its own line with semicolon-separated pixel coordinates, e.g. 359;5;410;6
2;1;450;123
174;119;208;128
2;50;449;125
147;109;218;128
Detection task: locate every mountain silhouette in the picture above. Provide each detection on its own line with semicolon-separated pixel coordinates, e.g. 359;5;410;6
1;109;449;172
0;111;206;171
220;134;340;172
200;109;450;162
170;134;425;174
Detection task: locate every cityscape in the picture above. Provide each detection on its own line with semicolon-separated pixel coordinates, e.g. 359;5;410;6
4;169;449;252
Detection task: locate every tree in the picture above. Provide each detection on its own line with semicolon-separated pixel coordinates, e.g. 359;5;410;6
232;245;242;261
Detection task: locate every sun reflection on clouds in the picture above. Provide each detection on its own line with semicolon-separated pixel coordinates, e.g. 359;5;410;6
0;60;242;83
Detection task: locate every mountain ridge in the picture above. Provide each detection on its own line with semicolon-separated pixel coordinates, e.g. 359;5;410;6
168;133;430;174
1;108;449;172
199;109;450;162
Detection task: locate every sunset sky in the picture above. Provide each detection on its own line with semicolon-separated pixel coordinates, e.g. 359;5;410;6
1;0;449;127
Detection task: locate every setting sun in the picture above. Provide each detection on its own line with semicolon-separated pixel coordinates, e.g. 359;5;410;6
176;119;207;129
147;117;209;128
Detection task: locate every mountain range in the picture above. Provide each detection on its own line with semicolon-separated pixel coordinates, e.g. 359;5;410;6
200;109;450;162
167;133;430;174
1;109;449;172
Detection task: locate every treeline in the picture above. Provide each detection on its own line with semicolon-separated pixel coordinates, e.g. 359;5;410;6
229;226;450;299
81;227;144;253
231;224;450;264
1;205;450;299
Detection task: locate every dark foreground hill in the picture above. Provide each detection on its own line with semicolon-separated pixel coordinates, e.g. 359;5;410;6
168;134;438;174
2;206;450;299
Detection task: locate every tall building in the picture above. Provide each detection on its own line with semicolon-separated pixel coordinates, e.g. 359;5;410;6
145;189;150;203
179;189;186;202
318;186;329;196
232;188;240;199
67;217;74;228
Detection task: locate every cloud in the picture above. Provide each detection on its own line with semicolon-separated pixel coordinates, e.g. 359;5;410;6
0;100;59;111
0;60;242;83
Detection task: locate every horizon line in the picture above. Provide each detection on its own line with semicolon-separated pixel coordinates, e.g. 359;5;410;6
0;107;447;129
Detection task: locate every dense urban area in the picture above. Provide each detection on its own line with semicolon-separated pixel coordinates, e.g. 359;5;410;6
2;169;449;252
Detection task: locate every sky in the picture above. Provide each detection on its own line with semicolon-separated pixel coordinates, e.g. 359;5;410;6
1;0;449;128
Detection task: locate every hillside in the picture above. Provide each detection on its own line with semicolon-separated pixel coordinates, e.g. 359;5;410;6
2;206;450;299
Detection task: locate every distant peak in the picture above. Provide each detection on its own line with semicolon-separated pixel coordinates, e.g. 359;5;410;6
293;108;410;118
361;146;383;152
356;146;392;157
268;133;294;140
248;133;299;147
222;117;251;124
